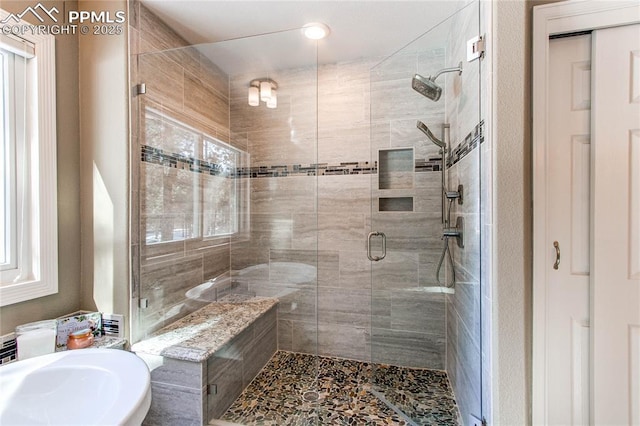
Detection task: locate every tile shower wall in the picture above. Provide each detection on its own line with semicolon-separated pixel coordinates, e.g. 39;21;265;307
443;1;485;424
129;2;234;340
229;51;449;368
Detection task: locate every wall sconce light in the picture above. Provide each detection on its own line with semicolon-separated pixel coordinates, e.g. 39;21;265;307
249;79;277;108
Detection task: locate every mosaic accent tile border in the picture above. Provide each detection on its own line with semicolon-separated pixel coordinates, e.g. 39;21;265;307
447;120;484;168
140;150;442;178
416;157;443;172
237;161;378;178
235;157;445;178
0;334;17;365
141;145;234;177
140;120;483;179
220;351;460;426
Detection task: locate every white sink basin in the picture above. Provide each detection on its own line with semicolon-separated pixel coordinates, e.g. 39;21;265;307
0;348;151;425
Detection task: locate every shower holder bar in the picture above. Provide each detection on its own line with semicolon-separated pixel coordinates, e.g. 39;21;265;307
443;185;464;204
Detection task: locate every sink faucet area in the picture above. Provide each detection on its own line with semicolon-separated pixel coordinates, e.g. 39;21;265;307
0;349;151;425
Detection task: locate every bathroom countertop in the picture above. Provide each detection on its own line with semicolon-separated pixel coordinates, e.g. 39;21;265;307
131;295;278;363
92;336;127;349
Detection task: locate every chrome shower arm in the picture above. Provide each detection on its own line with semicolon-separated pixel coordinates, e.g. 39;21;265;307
431;61;463;81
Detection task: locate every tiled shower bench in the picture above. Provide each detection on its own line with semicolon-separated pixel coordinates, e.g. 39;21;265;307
131;295;278;425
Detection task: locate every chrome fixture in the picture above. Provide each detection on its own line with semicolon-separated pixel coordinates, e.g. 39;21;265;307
248;78;278;108
443;217;464;249
136;83;146;95
417;121;462;220
411;61;463;102
445;184;464;206
367;231;387;262
467;35;485;62
436;203;463;288
415;120;464;288
416;120;445;148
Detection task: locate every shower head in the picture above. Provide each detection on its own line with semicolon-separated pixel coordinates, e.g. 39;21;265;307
412;74;442;101
416;120;446;149
411;62;463;102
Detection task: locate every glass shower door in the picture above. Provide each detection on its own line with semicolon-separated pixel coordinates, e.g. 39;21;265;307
131;27;321;424
369;1;483;424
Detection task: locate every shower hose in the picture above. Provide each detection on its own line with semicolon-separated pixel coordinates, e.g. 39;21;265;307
436;198;456;288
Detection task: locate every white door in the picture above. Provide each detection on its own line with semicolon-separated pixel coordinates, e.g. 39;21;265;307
591;23;640;426
546;34;592;425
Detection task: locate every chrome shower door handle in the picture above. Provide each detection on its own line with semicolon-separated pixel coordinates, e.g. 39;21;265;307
367;231;387;261
553;241;560;270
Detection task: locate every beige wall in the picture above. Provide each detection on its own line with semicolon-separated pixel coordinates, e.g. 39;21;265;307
491;0;531;423
78;0;130;336
490;1;562;423
0;0;81;335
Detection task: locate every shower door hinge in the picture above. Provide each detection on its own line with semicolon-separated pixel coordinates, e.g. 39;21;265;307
139;298;149;309
468;414;487;426
207;384;217;395
467;35;485;62
135;83;146;95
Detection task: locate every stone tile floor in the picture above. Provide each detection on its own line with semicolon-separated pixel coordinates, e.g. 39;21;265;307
218;351;460;425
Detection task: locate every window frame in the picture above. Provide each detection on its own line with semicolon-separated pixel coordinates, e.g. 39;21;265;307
142;107;246;246
0;9;58;306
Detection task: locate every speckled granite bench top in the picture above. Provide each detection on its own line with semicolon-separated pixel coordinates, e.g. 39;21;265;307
131;295;278;363
92;336;127;349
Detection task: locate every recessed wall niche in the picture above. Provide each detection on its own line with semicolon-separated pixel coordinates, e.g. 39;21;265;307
378;148;414;190
378;197;414;212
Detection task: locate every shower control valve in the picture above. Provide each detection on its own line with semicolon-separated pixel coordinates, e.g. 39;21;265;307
442;217;464;248
442;228;460;237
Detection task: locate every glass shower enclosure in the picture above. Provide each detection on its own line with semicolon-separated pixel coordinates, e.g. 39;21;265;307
369;2;483;423
130;1;483;423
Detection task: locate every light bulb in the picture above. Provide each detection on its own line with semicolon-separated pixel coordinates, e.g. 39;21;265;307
248;86;259;106
266;89;277;108
260;81;272;101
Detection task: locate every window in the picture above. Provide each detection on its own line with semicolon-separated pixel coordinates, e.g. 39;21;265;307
142;108;248;245
0;10;57;306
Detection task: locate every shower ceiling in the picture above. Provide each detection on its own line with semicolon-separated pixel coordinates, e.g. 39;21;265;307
139;0;462;73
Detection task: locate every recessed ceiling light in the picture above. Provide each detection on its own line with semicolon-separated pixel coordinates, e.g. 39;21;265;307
303;22;331;40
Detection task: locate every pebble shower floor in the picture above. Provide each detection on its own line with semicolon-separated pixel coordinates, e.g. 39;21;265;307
218;351;460;425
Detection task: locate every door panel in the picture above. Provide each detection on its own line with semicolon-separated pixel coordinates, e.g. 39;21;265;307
547;34;591;425
591;23;640;425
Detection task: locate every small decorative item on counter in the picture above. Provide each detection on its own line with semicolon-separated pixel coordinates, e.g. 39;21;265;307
66;328;95;350
56;311;103;351
15;319;57;360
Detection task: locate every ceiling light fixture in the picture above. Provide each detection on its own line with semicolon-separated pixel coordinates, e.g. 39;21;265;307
248;79;277;108
303;22;331;40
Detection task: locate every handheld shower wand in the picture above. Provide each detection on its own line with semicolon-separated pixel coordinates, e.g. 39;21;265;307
416;120;445;149
411;61;463;102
